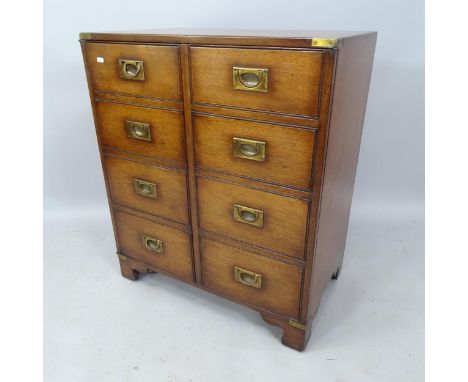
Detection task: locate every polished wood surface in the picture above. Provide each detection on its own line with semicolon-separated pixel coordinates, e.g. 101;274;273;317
190;47;323;117
84;43;181;100
194;114;316;189
96;101;186;163
306;33;378;321
80;30;377;351
115;211;193;281
197;177;308;259
201;239;302;318
105;155;189;224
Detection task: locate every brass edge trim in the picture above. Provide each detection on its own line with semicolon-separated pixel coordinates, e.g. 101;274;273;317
311;38;338;48
288;320;307;330
80;32;92;40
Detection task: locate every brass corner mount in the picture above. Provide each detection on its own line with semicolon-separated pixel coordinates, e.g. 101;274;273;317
311;38;338;48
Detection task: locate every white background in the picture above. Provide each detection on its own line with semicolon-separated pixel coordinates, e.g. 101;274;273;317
42;0;425;381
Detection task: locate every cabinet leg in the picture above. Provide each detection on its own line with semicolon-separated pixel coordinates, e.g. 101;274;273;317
118;255;139;281
260;312;311;351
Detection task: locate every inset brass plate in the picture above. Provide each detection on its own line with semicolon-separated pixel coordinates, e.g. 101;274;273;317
311;38;338;48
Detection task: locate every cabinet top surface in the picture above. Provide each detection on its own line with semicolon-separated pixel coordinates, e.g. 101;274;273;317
79;28;376;48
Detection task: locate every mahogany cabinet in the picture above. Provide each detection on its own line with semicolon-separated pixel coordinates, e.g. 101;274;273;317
80;29;376;351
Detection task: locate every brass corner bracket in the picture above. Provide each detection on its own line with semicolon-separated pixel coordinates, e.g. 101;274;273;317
311;38;338;48
288;320;307;330
79;32;92;40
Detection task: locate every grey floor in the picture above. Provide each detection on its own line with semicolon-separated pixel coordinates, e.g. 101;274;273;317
44;204;424;382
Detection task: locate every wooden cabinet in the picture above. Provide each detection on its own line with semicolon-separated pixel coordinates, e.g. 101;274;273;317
80;29;377;351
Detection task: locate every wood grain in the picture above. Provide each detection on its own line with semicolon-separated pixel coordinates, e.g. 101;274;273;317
190;47;323;117
104;155;189;225
84;43;182;100
201;238;302;319
194;114;316;189
115;211;193;281
180;44;203;283
200;229;305;267
94;91;183;111
197;177;309;259
96;101;186;163
80;30;377;351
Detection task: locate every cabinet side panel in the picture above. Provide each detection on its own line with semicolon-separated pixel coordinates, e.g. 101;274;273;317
307;33;377;320
79;41;122;253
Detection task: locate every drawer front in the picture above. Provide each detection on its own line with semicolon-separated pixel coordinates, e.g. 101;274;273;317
197;178;308;259
96;101;186;163
194;114;315;189
115;211;193;281
85;43;181;100
190;47;323;117
105;156;189;225
201;239;302;318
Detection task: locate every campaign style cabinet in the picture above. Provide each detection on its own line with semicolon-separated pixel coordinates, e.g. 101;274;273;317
79;29;376;351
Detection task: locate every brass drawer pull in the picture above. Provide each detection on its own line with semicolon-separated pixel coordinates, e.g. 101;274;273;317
233;204;264;228
134;179;158;198
118;59;145;81
234;266;262;288
233;137;266;162
233;67;268;92
126;120;151;141
142;235;164;253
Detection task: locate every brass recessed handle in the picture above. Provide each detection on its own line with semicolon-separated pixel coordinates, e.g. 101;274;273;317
142;235;164;253
233;204;264;228
234;266;262;288
233;67;268;92
134;179;158;198
118;59;145;81
126;120;151;141
233;137;266;162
